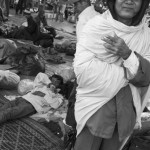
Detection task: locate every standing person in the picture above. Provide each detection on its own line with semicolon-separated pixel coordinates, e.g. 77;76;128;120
0;0;5;8
73;0;150;150
0;0;10;17
0;6;6;21
4;0;10;17
55;0;60;21
59;3;66;22
68;0;99;41
16;0;26;15
64;5;68;20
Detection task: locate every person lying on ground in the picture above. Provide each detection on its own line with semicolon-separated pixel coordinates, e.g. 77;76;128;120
0;72;64;124
12;10;54;48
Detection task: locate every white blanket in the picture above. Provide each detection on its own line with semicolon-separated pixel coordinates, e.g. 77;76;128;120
74;10;150;136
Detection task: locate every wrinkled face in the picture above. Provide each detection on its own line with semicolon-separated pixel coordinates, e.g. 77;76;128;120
115;0;142;19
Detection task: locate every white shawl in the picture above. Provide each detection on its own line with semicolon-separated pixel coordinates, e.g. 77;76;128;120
73;10;150;137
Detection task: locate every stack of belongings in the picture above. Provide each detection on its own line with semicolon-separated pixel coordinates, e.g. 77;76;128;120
0;22;18;38
54;39;76;56
0;38;45;76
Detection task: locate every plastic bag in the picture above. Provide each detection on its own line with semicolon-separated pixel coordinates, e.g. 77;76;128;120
0;70;20;90
18;79;34;95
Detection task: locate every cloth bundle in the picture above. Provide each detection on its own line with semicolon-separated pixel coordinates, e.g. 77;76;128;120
0;70;20;89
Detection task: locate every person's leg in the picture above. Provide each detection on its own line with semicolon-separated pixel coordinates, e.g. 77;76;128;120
0;7;4;21
74;126;102;150
23;0;26;10
4;0;9;17
15;0;21;14
0;97;36;124
0;0;5;9
59;13;63;22
66;80;77;129
100;125;124;150
19;0;24;14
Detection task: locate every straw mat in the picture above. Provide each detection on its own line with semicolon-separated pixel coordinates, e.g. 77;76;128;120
0;94;64;150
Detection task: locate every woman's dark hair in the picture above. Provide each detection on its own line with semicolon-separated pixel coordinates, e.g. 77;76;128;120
51;74;64;85
106;0;150;26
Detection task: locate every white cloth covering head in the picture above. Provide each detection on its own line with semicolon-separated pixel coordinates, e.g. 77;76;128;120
74;10;150;136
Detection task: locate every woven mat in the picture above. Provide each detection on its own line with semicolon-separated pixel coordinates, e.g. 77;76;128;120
0;94;64;150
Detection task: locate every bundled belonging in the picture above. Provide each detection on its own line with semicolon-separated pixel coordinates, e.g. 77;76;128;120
0;23;18;37
17;79;34;95
45;53;66;64
0;39;46;76
54;40;76;56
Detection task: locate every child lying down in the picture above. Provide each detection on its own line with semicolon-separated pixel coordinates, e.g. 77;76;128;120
0;72;64;124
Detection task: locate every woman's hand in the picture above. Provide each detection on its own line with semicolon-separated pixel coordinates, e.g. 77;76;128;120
101;32;132;60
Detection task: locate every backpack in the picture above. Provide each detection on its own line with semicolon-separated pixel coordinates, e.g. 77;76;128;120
3;40;45;76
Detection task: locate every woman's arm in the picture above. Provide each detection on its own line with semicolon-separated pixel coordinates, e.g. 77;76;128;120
129;52;150;87
102;33;150;87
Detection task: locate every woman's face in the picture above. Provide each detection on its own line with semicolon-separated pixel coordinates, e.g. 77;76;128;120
115;0;142;20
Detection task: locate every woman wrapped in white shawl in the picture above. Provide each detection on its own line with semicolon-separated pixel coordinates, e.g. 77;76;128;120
73;0;150;150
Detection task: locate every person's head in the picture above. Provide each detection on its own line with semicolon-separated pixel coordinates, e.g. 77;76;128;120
23;10;31;19
94;0;105;14
51;74;64;88
68;0;91;14
106;0;150;26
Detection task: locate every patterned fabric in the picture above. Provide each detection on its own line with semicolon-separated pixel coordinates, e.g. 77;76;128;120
0;94;64;150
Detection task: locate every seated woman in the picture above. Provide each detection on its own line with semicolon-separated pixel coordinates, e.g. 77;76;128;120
34;5;57;38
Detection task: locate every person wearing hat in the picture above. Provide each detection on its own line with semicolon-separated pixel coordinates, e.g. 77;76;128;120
69;0;99;41
73;0;150;150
